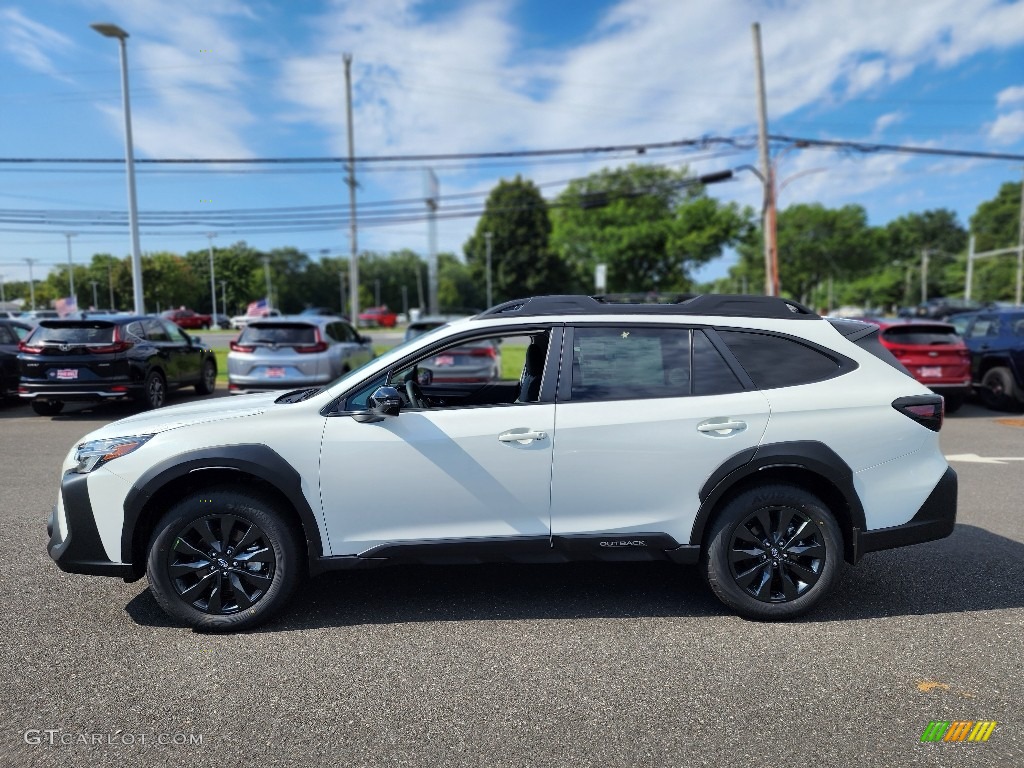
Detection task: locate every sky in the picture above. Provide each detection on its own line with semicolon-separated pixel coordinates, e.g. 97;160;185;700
1;0;1023;295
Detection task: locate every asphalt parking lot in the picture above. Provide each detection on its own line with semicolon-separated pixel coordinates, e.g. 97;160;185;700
0;396;1021;767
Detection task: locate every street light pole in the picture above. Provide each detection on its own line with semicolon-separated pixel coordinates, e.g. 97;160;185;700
25;258;36;310
64;232;76;303
220;280;227;316
484;231;493;308
90;280;98;308
262;256;273;311
91;23;144;315
206;233;217;319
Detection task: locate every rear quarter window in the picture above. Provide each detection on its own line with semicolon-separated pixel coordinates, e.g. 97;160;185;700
717;329;842;389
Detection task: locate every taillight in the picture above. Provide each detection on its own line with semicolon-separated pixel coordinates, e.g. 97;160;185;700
295;328;328;354
230;340;255;353
892;395;944;432
18;340;44;354
88;326;132;354
469;346;496;358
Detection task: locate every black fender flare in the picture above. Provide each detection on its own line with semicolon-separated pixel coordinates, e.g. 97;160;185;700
691;440;866;556
121;444;325;573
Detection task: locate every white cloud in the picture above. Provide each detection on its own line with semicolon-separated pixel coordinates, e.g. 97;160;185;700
873;111;906;134
0;7;75;81
988;110;1024;144
996;85;1024;108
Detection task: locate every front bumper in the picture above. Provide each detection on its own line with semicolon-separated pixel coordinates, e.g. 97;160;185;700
853;466;957;563
47;471;135;579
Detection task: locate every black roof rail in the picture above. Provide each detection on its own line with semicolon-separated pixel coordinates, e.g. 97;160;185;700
476;294;819;320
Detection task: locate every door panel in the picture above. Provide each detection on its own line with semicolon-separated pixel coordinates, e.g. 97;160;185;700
549;391;770;544
319;404;555;555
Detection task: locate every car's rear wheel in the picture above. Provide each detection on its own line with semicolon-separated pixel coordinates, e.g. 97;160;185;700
31;399;64;416
981;367;1022;411
703;483;842;620
195;359;217;395
138;370;166;410
146;488;302;631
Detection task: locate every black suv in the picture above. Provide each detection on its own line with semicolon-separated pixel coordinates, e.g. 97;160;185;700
958;308;1024;410
18;315;217;415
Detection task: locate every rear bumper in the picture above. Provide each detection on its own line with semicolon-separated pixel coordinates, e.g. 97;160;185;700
47;472;136;579
21;385;136;402
927;384;972;399
853;466;957;562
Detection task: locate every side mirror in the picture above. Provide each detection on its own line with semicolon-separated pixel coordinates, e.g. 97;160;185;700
352;386;402;423
191;336;203;346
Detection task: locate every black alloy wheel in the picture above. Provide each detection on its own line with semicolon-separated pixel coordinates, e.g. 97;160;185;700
166;514;276;615
703;484;841;620
727;505;826;603
146;488;301;631
139;370;166;410
195;359;216;395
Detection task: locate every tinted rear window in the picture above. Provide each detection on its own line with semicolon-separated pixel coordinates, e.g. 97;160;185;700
33;323;115;344
239;323;317;344
882;325;960;345
1010;313;1024;336
717;330;841;389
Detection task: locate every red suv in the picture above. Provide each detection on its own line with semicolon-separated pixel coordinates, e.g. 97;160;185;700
867;319;971;412
357;306;398;328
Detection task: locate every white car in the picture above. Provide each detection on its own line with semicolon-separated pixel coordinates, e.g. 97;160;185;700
230;308;281;330
47;295;956;630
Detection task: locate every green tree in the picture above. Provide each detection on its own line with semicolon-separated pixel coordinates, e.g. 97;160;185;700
882;209;968;304
969;181;1023;302
463;176;569;303
550;164;750;294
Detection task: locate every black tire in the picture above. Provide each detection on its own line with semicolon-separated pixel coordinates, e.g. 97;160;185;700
195;359;217;395
146;487;302;631
31;399;64;416
137;369;166;410
980;367;1021;411
703;483;842;620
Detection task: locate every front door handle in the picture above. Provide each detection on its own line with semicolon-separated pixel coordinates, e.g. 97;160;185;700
498;429;548;444
697;420;747;435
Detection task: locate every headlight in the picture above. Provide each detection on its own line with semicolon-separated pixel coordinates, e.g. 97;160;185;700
73;435;153;474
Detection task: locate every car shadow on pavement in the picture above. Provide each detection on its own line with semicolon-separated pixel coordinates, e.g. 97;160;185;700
124;523;1023;632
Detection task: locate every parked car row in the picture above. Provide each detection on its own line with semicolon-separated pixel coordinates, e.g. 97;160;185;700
857;308;1024;412
11;315;217;415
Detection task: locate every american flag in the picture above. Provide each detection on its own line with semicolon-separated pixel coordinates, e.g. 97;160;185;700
55;296;78;317
246;298;268;315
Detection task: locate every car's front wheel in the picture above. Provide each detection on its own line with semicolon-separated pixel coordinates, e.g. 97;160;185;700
31;399;64;416
703;483;842;620
146;488;302;631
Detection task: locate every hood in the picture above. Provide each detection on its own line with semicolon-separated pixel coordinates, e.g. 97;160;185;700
84;392;280;440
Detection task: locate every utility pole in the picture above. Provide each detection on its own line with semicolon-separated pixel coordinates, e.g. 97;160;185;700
374;278;381;308
25;258;37;310
220;280;227;316
64;232;76;303
262;256;273;311
108;264;115;310
425;169;439;315
921;250;929;304
484;231;493;308
206;233;218;319
338;272;346;317
1017;169;1024;306
90;280;98;309
401;285;408;316
343;53;359;324
752;22;777;296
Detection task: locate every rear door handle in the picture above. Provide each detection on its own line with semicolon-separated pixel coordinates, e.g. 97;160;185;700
697;420;747;435
498;429;548;444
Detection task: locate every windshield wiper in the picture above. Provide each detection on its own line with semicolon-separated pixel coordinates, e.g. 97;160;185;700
274;387;321;404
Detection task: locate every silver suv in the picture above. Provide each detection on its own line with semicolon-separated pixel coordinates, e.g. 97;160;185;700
228;315;374;394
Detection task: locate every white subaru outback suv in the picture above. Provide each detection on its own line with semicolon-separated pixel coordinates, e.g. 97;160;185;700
47;295;956;630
